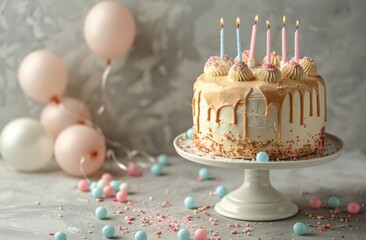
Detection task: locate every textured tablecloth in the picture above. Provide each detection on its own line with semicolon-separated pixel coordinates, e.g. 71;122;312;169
1;150;365;240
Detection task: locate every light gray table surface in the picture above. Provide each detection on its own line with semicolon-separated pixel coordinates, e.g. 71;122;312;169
0;150;365;240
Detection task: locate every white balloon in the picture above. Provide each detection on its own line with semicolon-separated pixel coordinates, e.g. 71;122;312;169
0;118;54;171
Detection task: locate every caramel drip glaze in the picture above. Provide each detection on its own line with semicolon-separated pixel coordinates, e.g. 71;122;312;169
193;73;326;139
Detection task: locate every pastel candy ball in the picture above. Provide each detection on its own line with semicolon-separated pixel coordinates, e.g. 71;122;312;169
97;179;108;189
328;196;341;208
102;225;115;238
157;154;169;166
92;187;103;199
54;231;67;240
215;185;228;198
78;179;89;192
89;181;98;190
198;168;210;180
293;222;307;235
184;196;196;209
103;185;115;198
186;128;193;139
347;202;360;214
309;196;321;209
134;231;147;240
119;182;130;193
101;172;113;182
116;191;128;203
177;228;190;240
151;164;163;176
256;151;269;162
110;180;121;192
128;162;143;176
194;228;207;240
95;206;107;219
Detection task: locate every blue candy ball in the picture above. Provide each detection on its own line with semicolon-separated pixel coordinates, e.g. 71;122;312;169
134;231;147;240
293;222;307;235
151;164;163;176
328;196;341;208
89;181;98;190
198;168;210;180
184;196;197;209
157;154;169;166
95;206;107;219
92;187;103;198
177;228;190;240
110;180;121;192
215;185;228;198
102;225;115;238
256;151;269;162
54;231;67;240
185;128;193;139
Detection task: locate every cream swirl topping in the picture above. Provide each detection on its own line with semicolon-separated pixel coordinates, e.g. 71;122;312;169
204;56;231;77
256;63;282;83
299;57;318;76
282;61;305;80
228;61;255;82
262;51;281;67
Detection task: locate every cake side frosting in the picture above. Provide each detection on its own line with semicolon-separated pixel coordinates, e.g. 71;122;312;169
192;56;326;160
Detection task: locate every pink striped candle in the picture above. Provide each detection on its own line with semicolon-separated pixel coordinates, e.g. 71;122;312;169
295;20;300;62
281;16;287;64
266;20;271;64
249;15;258;63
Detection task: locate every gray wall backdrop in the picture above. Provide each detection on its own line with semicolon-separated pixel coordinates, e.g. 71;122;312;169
0;0;365;154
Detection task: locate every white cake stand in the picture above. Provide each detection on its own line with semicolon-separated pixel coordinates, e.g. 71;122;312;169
173;133;343;221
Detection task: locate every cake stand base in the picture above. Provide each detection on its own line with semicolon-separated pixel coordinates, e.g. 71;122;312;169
174;133;343;221
215;169;298;221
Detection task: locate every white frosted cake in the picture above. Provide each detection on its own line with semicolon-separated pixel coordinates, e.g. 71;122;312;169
192;54;326;160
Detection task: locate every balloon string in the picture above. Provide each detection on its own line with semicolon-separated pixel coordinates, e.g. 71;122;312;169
80;156;91;182
62;64;155;178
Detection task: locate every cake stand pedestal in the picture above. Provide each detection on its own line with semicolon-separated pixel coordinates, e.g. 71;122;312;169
173;133;343;221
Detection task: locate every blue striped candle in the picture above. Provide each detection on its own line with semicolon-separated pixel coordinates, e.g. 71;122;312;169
236;18;242;62
220;18;224;59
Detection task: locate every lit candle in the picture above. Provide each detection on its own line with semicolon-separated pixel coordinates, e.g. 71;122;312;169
281;16;287;65
236;17;242;62
295;20;300;62
248;15;258;67
266;20;271;64
220;18;224;59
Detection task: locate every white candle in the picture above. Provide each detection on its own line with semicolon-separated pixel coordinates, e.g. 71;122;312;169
236;18;242;62
220;18;224;59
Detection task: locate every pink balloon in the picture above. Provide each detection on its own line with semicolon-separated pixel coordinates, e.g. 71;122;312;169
84;1;136;61
54;125;106;177
40;97;92;139
18;50;68;103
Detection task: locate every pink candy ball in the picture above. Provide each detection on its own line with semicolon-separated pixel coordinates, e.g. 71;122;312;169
309;196;321;209
78;179;89;192
195;228;207;240
54;125;106;177
103;185;115;198
101;173;113;182
116;191;128;203
127;162;143;177
347;202;360;214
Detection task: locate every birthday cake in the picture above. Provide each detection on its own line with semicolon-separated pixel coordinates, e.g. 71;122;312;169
191;41;326;160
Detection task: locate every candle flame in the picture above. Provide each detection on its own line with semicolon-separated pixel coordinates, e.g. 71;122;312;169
254;15;258;24
236;17;240;27
220;18;224;28
266;20;270;29
283;16;286;27
296;20;300;29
